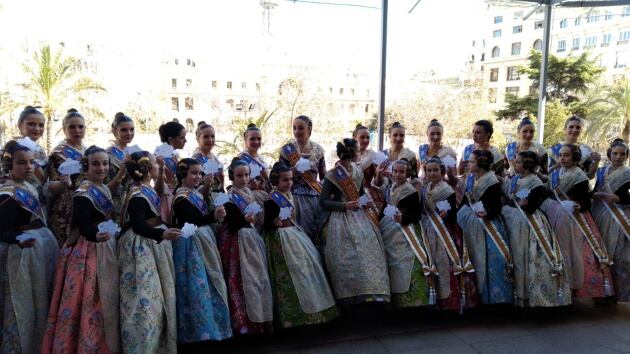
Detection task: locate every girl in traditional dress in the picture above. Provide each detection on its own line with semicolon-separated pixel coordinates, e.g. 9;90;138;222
43;146;120;353
457;150;514;304
502;151;571;307
171;158;232;343
0;142;59;353
547;144;613;299
319;139;390;304
193;121;225;194
157;121;187;225
457;120;507;178
374;159;434;308
418;120;458;186
592;139;630;301
15;106;48;200
263;162;338;329
506;118;548;178
106;112;134;214
238;123;270;193
384;122;419;188
279;116;327;242
353;124;385;212
47;109;87;244
548;116;600;179
421;157;479;313
218;158;273;335
118;151;181;353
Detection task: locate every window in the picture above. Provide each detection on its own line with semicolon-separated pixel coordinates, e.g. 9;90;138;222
535;21;544;29
493;29;502;38
256;83;261;92
328;87;333;94
533;39;542;51
623;7;630;17
620;30;630;43
513;25;522;34
185;97;194;110
505;87;520;101
494;16;503;24
186;79;192;88
241;82;247;89
186;118;194;132
507;66;520;81
211;80;217;88
491;46;500;58
171;97;179;111
587;13;600;23
490;68;499;82
481;53;486;61
351;88;355;96
514;10;524;18
171;78;177;89
227;81;232;89
585;35;597;48
605;11;613;21
488;88;497;103
557;40;567;52
349;104;356;114
339;88;344;95
603;33;612;46
572;37;580;50
616;51;628;68
529;85;537;95
511;42;521;55
560;19;568;29
575;17;581;26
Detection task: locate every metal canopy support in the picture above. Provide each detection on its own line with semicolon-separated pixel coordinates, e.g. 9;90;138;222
537;3;552;144
377;0;388;151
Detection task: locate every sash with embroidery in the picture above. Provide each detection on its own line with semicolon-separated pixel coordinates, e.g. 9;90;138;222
399;223;438;298
229;190;250;215
330;164;379;227
423;186;474;276
61;144;83;161
280;143;322;194
418;144;429;162
270;190;296;226
239;152;266;170
466;178;513;268
175;188;209;215
164;156;177;174
598;166;630;241
465;173;475;194
0;185;46;224
77;182;115;218
548;143;563;168
463;144;474;161
122;184;161;226
506;142;517;161
108;146;126;163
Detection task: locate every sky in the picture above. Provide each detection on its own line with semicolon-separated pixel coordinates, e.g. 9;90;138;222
0;0;489;80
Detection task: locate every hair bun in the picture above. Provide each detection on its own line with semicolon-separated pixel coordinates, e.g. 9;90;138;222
247;123;257;129
430;119;439;123
613;138;625;144
24;105;35;110
197;121;206;127
67;108;78;114
115;112;125;119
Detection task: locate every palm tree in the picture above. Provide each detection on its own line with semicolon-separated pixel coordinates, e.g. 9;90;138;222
216;109;278;159
584;74;630;144
20;44;105;151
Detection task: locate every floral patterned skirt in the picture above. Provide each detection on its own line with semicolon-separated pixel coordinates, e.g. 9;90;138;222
42;236;120;353
573;212;614;299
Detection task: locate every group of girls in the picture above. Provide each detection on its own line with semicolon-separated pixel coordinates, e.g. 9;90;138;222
0;106;628;354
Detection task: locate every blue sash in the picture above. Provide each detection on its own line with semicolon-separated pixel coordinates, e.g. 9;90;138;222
550;143;563;158
418;144;429;162
506;142;517;161
0;186;46;223
164;157;177;174
141;185;161;210
108;146;126;162
230;191;250;214
550;169;560;190
509;175;520;195
595;166;606;190
188;190;209;215
465;173;475;194
239;152;265;169
86;184;115;217
193;153;208;164
281;143;299;159
463;144;474;161
270;191;293;209
62;145;83;161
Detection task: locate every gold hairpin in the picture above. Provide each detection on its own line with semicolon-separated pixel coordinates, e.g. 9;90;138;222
133;170;144;177
137;156;150;163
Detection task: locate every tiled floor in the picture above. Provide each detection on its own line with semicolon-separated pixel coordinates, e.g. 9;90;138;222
188;300;630;354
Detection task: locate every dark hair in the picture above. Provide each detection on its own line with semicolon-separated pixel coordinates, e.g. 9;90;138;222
474;120;494;139
564;115;582;129
392;158;413;178
112;112;133;130
175;158;201;187
336;138;358;161
228;157;249;181
424;155;446;175
269;162;292;186
607;138;629;159
195;121;214;138
427;119;443;131
2;140;31;172
294;115;313;128
81;145;107;172
125;151;152;182
472;149;494;171
63;108;84;129
352;124;369;137
388;121;405;134
562;143;581;164
17;106;44;126
518;151;538;173
517;118;535;131
243;123;261;139
158;121;185;143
